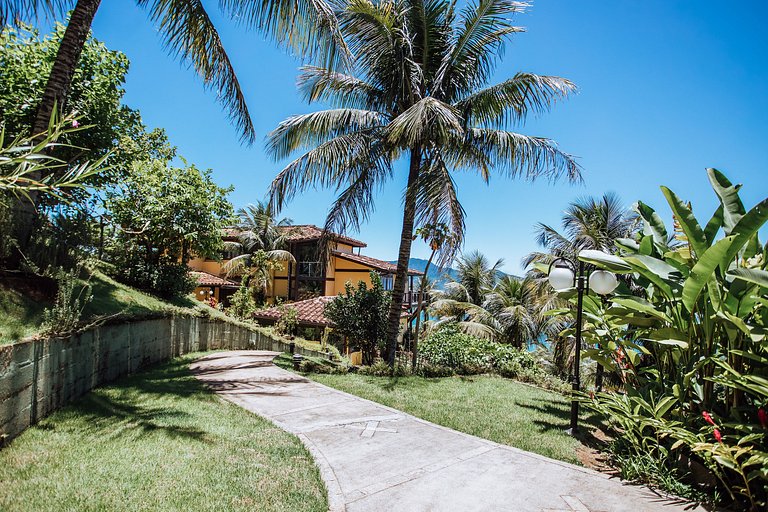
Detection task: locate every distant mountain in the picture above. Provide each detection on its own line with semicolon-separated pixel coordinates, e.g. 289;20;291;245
390;258;516;290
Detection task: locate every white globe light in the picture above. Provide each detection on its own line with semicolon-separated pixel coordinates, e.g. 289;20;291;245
589;270;619;295
548;266;575;291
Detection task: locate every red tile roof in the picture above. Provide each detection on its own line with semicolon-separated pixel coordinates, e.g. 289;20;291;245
254;296;335;327
280;225;367;247
333;251;424;276
191;271;239;288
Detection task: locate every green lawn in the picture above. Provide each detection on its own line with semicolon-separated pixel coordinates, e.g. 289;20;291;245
305;369;599;465
0;354;328;512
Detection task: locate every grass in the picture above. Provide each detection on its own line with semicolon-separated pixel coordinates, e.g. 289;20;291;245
298;365;600;465
0;353;327;512
0;286;47;342
0;268;208;345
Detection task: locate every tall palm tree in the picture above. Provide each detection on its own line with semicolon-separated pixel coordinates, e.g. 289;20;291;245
453;250;504;305
6;0;345;244
267;0;580;364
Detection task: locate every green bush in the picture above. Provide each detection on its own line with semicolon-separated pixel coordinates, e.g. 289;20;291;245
356;360;411;377
41;267;93;335
299;358;348;375
420;325;566;391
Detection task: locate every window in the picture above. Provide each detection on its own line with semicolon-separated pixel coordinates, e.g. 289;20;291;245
381;274;394;291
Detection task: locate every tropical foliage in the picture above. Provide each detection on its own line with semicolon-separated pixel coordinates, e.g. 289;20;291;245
105;159;233;298
429;251;547;347
419;324;568;392
267;0;580;363
565;169;768;510
324;272;391;365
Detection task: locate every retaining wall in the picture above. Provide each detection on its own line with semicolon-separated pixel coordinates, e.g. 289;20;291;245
0;316;322;444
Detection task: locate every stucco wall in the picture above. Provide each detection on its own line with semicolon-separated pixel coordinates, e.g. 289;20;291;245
0;316;322;444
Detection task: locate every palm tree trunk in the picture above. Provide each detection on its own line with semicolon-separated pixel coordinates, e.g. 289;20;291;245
385;148;421;367
12;0;102;257
411;249;434;368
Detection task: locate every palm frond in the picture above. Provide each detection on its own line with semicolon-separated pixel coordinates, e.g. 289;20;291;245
297;65;385;110
219;0;350;69
386;96;462;147
457;73;576;128
455;128;582;183
138;0;255;143
266;108;385;160
1;0;68;24
267;131;388;212
436;0;527;98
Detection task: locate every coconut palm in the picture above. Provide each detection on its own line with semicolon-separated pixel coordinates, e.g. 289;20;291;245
523;193;639;268
482;275;539;348
267;0;580;364
221;201;295;278
522;192;639;382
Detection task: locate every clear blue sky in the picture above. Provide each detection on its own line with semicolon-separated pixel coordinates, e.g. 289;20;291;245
73;1;768;273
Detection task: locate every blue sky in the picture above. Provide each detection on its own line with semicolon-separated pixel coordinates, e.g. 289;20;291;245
75;1;768;273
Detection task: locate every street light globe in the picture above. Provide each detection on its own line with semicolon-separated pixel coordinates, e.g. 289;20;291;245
548;265;575;291
589;270;619;295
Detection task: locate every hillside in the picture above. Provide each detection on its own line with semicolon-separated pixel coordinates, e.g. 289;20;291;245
0;268;204;345
393;258;516;289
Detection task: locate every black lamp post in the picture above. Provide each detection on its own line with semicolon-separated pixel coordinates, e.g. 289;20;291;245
548;254;618;434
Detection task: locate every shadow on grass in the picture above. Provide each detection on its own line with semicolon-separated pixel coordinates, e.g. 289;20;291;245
46;357;212;443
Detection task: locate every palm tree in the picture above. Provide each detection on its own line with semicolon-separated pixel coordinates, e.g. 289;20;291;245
523;192;639;383
523;193;639;268
221;202;295;291
454;250;504;305
7;0;345;244
482;275;539;348
267;0;580;365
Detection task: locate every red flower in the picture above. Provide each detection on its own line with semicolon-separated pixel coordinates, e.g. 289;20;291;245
759;408;768;429
713;428;723;443
702;411;716;426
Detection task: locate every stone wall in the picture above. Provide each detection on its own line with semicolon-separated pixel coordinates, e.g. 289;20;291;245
0;316;322;444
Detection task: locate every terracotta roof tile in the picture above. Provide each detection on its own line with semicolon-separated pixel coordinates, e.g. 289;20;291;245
254;296;335;327
333;251;424;276
280;225;367;247
191;271;239;288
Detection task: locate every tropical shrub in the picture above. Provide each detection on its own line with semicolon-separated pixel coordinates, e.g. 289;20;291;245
41;267;93;335
274;305;298;337
572;169;767;510
324;272;391;366
420;324;567;391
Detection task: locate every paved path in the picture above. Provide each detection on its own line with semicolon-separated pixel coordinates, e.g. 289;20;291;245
191;351;703;512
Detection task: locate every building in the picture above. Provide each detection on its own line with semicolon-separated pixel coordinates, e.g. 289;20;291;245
188;225;424;309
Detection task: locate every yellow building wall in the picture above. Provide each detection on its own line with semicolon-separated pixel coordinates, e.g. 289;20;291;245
332;255;375;296
188;258;225;276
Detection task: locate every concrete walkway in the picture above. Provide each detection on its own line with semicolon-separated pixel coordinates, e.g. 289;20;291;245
191;351;703;512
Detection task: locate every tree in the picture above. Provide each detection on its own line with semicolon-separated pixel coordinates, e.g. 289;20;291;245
411;222;456;366
1;22;175;264
522;193;639;378
267;1;580;365
220;201;295;303
105;159;233;297
324;271;391;365
482;275;539;348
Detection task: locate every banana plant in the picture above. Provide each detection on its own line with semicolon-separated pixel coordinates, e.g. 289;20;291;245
576;169;767;510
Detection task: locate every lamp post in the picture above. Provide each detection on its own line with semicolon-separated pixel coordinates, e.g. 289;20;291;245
548;254;618;434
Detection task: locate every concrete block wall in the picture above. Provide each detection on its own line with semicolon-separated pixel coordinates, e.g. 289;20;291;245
0;316;323;444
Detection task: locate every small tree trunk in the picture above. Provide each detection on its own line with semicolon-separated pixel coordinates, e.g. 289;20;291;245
595;362;604;392
12;0;102;258
385;148;421;367
411;250;434;368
